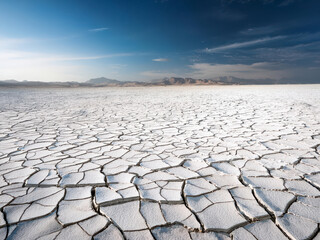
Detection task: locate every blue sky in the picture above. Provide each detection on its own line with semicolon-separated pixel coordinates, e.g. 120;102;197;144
0;0;320;82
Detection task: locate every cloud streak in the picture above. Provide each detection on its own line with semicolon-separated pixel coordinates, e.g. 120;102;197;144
152;58;169;62
0;37;34;47
0;51;135;82
203;36;286;53
240;26;279;36
89;27;109;32
0;51;134;62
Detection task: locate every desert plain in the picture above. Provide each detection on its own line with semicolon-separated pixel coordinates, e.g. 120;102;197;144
0;85;320;240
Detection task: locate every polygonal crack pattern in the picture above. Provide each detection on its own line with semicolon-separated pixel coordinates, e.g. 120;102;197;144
0;86;320;239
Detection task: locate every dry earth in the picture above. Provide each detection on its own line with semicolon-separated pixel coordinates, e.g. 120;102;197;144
0;85;320;240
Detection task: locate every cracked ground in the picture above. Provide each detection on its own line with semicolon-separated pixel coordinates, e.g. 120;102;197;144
0;85;320;240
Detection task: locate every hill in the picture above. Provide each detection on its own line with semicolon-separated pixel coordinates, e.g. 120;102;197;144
0;76;310;88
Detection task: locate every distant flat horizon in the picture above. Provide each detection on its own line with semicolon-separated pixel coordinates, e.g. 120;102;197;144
1;76;320;88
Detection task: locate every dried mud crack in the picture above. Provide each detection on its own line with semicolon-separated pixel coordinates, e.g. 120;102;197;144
0;85;320;240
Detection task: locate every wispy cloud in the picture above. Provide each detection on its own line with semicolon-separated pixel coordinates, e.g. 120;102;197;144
0;50;135;82
203;36;285;53
46;53;133;61
152;58;169;62
0;37;33;47
89;27;109;32
240;26;279;36
0;51;134;62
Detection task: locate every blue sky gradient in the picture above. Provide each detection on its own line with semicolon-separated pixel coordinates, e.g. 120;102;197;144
0;0;319;82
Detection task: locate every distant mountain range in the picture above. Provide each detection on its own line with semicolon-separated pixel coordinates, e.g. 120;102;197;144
0;76;312;88
149;76;286;85
0;78;142;88
85;77;122;85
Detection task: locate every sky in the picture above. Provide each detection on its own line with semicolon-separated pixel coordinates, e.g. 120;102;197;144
0;0;320;82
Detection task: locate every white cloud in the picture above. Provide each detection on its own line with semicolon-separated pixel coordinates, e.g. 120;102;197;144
35;53;133;62
89;27;109;32
0;33;136;82
152;58;169;62
0;37;33;47
188;62;289;79
203;36;285;53
0;50;133;62
0;62;84;82
0;50;134;81
0;58;129;82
